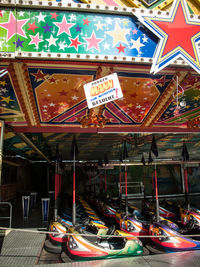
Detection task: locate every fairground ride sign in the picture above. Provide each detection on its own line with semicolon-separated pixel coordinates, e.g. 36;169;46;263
84;73;123;109
135;0;200;74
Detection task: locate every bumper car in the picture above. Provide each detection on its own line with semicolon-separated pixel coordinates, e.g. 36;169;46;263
115;211;149;236
149;219;200;252
61;225;144;261
180;206;200;231
142;199;177;220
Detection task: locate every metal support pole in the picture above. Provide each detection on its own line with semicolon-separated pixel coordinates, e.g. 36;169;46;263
0;120;5;201
72;148;76;226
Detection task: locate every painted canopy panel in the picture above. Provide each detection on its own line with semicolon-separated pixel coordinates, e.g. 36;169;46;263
28;65;173;126
0;8;157;58
0;65;25;124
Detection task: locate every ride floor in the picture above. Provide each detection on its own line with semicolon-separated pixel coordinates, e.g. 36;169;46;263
1;196;200;266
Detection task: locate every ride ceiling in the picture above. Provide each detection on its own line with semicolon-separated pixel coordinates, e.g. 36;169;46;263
0;0;200;164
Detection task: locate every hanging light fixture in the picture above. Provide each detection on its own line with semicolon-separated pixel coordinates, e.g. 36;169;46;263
173;75;185;115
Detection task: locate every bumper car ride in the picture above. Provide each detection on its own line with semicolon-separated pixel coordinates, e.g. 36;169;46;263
149;221;200;252
61;226;144;261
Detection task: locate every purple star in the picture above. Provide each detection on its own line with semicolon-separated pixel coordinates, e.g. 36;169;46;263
13;37;24;48
43;23;52;33
75;25;82;32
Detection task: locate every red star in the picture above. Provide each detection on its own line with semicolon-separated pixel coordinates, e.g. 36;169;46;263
63;78;68;83
69;36;82;51
58;90;68;96
48;77;57;83
0;10;3;17
152;1;200;61
31;70;48;82
28;21;38;33
116;43;126;53
130;93;137;98
83;18;91;26
51;12;59;20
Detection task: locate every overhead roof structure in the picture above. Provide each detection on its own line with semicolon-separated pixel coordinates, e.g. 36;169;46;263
0;0;200;164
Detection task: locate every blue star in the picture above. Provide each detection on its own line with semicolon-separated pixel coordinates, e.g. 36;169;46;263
75;25;82;32
43;23;52;33
13;38;24;48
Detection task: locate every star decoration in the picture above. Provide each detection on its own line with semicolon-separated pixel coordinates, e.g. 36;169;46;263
0;81;6;86
130;37;145;53
59;90;68;96
0;12;28;41
31;70;49;82
46;34;58;47
83;18;91;26
75;25;82;32
132;28;138;35
28;21;39;33
72;95;78;100
83;31;103;51
69;36;82;51
117;43;126;53
106;22;130;47
29;33;44;48
43;23;52;33
14;37;24;48
0;96;14;104
51;13;59;20
36;12;46;23
54;16;75;36
95;21;104;31
135;0;200;74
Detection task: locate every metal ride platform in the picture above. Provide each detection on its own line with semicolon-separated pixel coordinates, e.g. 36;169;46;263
39;250;200;267
1;230;200;266
0;230;45;266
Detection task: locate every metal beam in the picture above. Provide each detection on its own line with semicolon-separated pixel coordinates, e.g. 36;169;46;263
5;124;54;166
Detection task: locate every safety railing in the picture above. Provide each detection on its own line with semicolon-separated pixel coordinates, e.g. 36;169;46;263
0;202;12;228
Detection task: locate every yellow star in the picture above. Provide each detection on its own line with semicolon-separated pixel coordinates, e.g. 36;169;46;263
0;81;6;86
128;104;133;108
123;20;129;27
106;22;130;47
0;96;14;104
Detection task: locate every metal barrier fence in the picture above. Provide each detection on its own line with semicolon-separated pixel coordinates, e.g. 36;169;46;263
0;201;12;228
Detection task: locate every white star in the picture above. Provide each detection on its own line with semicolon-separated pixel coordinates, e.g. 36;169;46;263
95;21;104;31
49;102;55;107
18;11;25;17
142;34;148;43
69;14;76;21
130;37;145;53
136;104;142;109
46;34;58;47
43;105;48;108
1;88;8;93
58;41;67;51
103;42;110;50
72;95;78;100
36;12;46;23
106;17;113;25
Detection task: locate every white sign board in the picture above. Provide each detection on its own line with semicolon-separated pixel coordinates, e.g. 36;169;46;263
84;73;123;109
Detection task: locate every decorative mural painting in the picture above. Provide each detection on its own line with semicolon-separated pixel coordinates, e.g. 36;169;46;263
0;8;157;58
29;65;174;126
